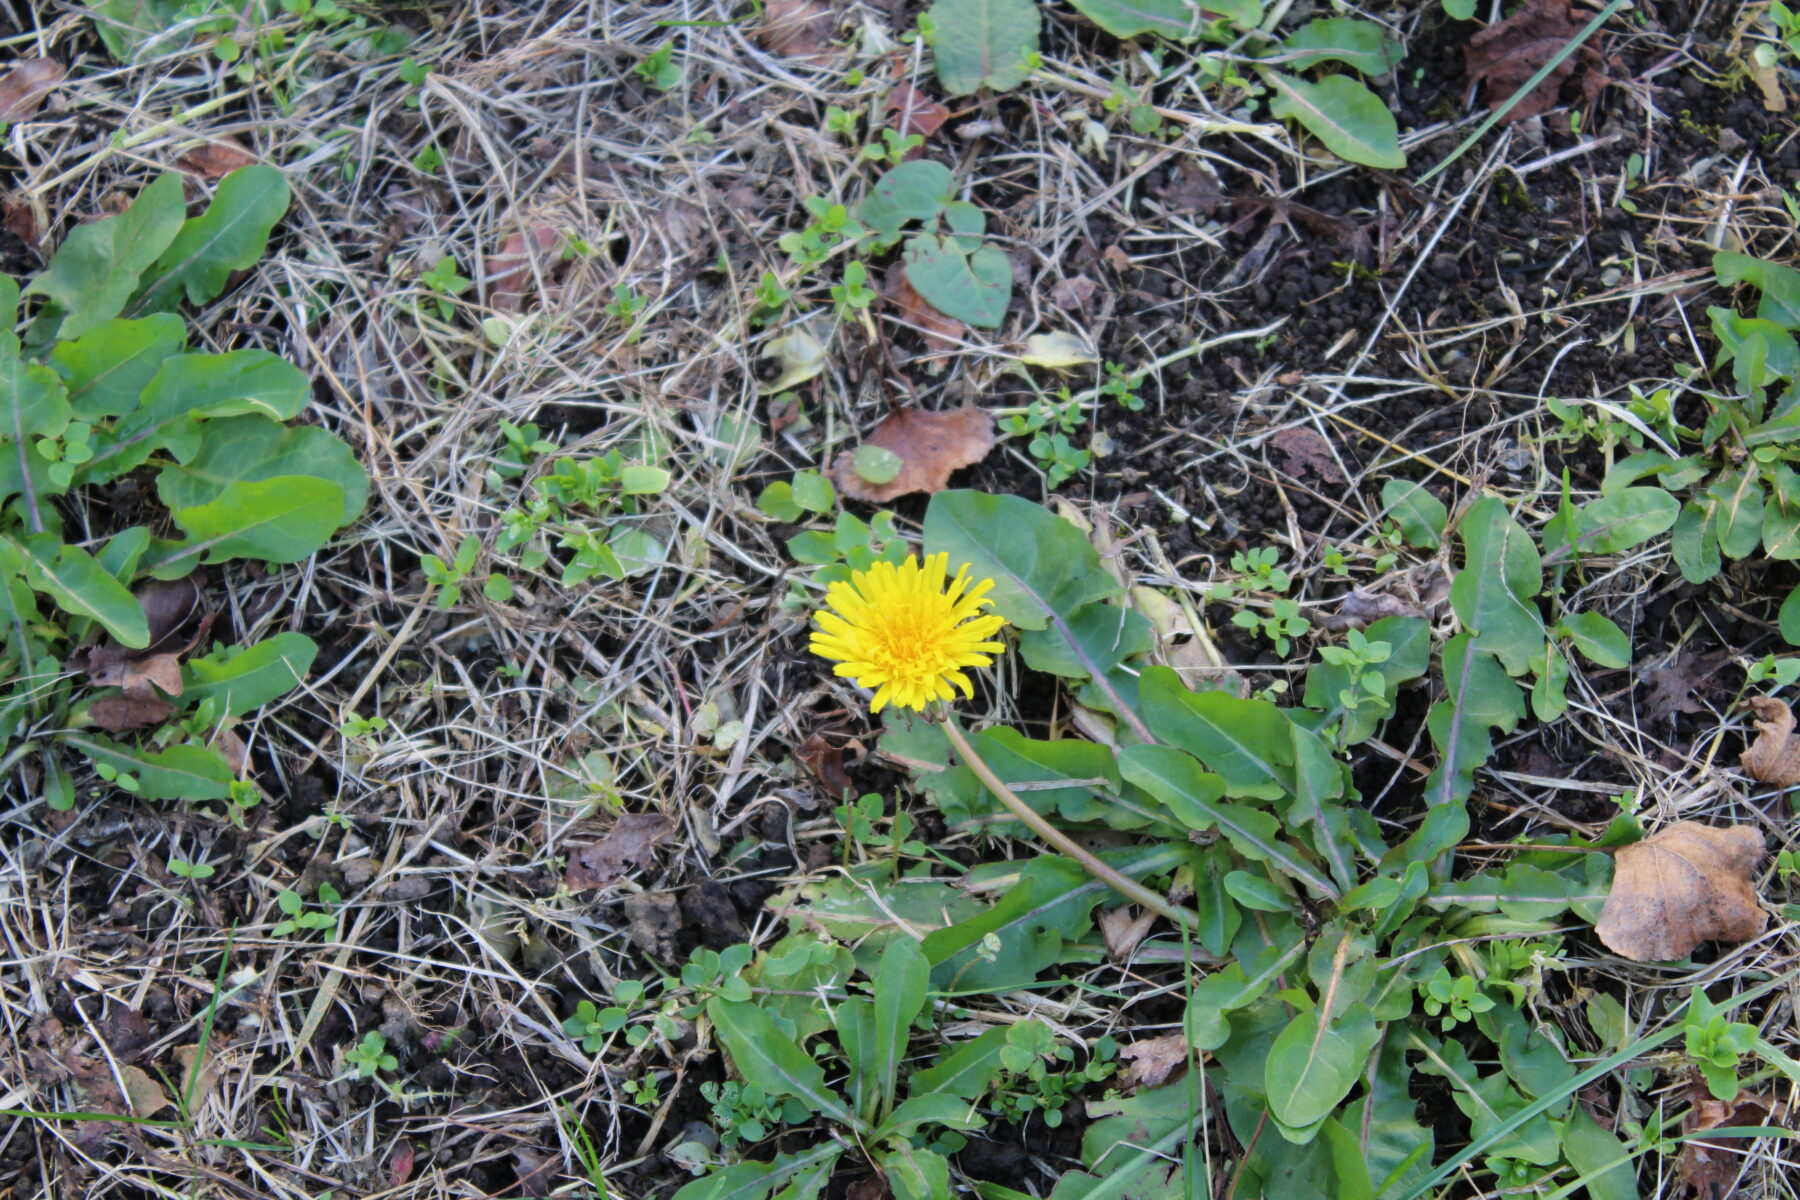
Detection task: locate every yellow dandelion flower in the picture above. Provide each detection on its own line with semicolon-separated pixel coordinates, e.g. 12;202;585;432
810;551;1008;713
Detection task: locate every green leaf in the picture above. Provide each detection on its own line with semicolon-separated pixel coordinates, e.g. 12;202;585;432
706;997;862;1130
1138;666;1290;800
131;165;291;313
672;1146;845;1200
161;475;347;571
1278;18;1402;74
1184;928;1306;1050
1449;496;1544;674
1265;1002;1379;1133
1709;466;1765;560
1224;870;1295;912
50;314;187;420
1484;1001;1576;1100
791;469;835;514
12;534;148;647
156;414;368;524
62;735;234;802
875;1092;986;1140
1320;1117;1374;1200
924;491;1119;628
1016;602;1151;684
0;274;17;355
1560;1106;1638;1200
1783;585;1800;647
89;349;313;480
868;936;929;1122
23;173;187;340
1341;1037;1435;1198
1;352;70;441
1764;465;1800;560
908;1027;1009;1100
1561;612;1630;669
860;161;953;239
1301;615;1430;744
1120;741;1339;898
1670;498;1720;583
1064;0;1196;39
853;445;904;486
182;633;318;717
903;235;1011;328
1715;251;1800;329
88;0;188;62
1263;72;1405;170
926;0;1039;95
620;464;669;494
1422;634;1523;807
883;1144;951;1200
1565;487;1679;557
1381;480;1446;549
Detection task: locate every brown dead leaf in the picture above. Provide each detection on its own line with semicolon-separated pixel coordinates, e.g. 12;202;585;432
119;1065;171;1116
883;265;965;364
1677;1086;1789;1200
1098;906;1156;961
1642;650;1725;722
177;138;258;179
389;1140;416;1187
847;1174;892;1200
1050;274;1098;310
1742;697;1800;785
797;732;853;798
512;1149;558;1199
90;693;177;732
565;812;675;891
887;82;949;141
831;406;994;503
0;59;64;124
759;0;835;62
3;196;40;244
1464;0;1607;123
487;226;562;314
1268;426;1346;483
173;1044;222;1112
1119;1033;1190;1090
1594;822;1767;962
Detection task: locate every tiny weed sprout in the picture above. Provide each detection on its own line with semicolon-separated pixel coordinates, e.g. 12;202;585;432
344;1031;398;1079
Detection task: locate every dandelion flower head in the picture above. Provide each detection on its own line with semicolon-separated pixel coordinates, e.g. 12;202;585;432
810;552;1007;713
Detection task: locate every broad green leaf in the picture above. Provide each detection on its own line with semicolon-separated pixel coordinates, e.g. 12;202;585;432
1560;1106;1639;1200
1184;930;1306;1050
1301;615;1430;745
1067;1084;1210;1199
161;475;347;571
1561;612;1630;668
868;936;929;1122
1341;1037;1435;1197
1381;479;1446;549
1139;665;1290;799
1016;601;1151;683
707;997;861;1130
156;414;368;523
960;726;1122;827
1120;741;1339;897
1224;869;1294;912
1065;0;1196;39
672;1145;845;1200
61;735;233;802
1783;585;1800;646
23;173;186;340
927;0;1039;95
837;999;878;1121
924;491;1119;629
1277;18;1402;74
1319;1118;1374;1200
1411;1032;1561;1168
1670;498;1720;583
1450;496;1544;674
1709;465;1764;560
89;349;312;480
860;161;953;240
1556;487;1679;558
131;165;291;312
0;274;17;355
903;235;1011;328
1484;1001;1576;1100
1265;1002;1378;1133
875;1092;986;1140
13;534;148;647
1764;464;1800;560
182;633;318;717
88;0;189;62
1263;72;1405;169
1422;634;1522;807
50;314;187;420
1;352;71;441
908;1027;1009;1100
883;1144;951;1200
1715;251;1800;329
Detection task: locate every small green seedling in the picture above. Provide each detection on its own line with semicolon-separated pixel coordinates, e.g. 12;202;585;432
1685;990;1759;1101
421;535;481;610
168;857;215;880
272;883;341;937
1233;597;1311;656
636;43;680;91
344;1031;398;1079
417;254;470;320
1420;967;1495;1031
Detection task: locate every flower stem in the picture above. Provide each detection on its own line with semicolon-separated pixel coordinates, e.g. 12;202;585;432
938;718;1203;932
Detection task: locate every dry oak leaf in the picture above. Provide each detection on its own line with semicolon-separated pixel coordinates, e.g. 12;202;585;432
759;0;835;63
564;811;675;891
1677;1086;1790;1200
1119;1033;1191;1090
831;406;994;503
1742;696;1800;785
487;225;562;314
177;137;258;179
1464;0;1607;123
0;58;64;123
1098;905;1156;961
1593;822;1767;962
888;82;950;141
1268;426;1346;484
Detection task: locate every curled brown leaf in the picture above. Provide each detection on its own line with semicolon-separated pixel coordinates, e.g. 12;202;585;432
1593;822;1767;962
565;812;675;891
177;137;259;179
758;0;835;63
488;226;562;314
1742;696;1800;786
0;59;64;123
1119;1033;1190;1090
831;406;994;503
1464;0;1607;123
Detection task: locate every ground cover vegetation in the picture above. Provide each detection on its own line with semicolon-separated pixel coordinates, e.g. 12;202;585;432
1;1;1800;1198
